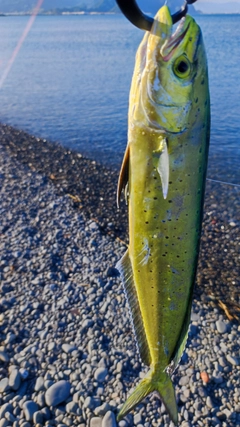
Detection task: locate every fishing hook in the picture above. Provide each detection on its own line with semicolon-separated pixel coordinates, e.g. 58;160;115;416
116;0;198;31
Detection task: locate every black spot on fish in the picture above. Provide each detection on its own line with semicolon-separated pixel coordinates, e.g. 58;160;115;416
195;98;198;103
201;79;205;85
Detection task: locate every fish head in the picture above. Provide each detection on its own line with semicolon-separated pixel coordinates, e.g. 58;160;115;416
130;5;208;134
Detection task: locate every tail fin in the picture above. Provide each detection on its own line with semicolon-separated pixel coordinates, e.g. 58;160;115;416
117;367;178;426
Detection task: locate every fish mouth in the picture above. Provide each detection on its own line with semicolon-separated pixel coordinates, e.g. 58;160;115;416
161;17;190;61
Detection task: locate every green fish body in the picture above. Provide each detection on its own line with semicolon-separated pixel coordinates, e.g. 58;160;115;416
116;6;210;425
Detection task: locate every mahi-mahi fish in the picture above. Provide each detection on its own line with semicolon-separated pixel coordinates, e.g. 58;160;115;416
116;5;210;425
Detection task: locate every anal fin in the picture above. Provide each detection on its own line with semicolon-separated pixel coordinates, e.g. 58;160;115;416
116;249;151;366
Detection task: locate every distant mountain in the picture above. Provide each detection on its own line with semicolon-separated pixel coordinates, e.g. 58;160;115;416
0;0;118;13
0;0;239;14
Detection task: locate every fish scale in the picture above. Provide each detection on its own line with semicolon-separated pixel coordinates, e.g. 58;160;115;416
117;5;210;425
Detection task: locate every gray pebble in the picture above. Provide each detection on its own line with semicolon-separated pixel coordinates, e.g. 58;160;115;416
83;396;99;410
94;403;111;416
90;417;102;427
5;411;16;422
102;411;117;427
0;378;9;393
226;355;239;366
35;376;45;392
94;367;108;383
206;396;214;409
33;411;44;424
9;369;21;391
62;343;77;354
0;420;9;427
118;421;128;427
65;401;78;415
178;376;189;387
0;350;9;362
45;380;71;407
134;413;142;424
0;403;13;419
22;400;39;421
216;320;228;334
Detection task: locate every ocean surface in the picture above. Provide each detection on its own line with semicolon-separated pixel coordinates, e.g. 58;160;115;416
0;13;239;184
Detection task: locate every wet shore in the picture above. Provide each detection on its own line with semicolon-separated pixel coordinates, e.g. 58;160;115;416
0;123;239;313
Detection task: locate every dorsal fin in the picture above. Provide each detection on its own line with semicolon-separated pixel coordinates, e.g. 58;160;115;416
116;249;151;366
117;144;130;207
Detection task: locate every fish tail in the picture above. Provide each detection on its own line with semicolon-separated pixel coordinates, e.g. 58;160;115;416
117;366;178;426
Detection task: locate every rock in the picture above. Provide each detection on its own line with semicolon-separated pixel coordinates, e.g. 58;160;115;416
0;403;13;419
90;417;102;427
35;376;45;392
226;355;239;366
0;350;9;362
106;267;119;277
200;371;209;383
62;343;77;354
19;368;29;380
0;419;9;427
0;377;9;393
216;320;228;334
33;411;44;424
83;397;99;410
65;401;78;415
206;396;214;409
134;413;142;424
178;376;189;387
94;367;108;383
45;380;71;407
9;369;21;391
102;411;117;427
94;402;111;416
22;400;39;421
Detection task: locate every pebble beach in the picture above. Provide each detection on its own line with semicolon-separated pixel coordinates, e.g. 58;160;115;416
0;124;240;427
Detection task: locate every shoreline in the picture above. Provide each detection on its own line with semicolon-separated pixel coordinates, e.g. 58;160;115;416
0;123;240;426
0;122;239;313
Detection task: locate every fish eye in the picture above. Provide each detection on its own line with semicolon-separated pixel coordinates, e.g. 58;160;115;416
173;56;191;79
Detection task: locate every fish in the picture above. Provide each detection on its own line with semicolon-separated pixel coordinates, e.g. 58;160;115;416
116;5;210;425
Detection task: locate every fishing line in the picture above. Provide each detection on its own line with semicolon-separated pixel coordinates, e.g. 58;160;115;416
0;0;44;89
207;178;240;188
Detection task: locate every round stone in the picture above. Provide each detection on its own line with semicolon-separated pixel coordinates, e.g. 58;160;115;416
22;400;39;421
45;380;71;407
216;320;228;334
102;411;117;427
94;368;108;383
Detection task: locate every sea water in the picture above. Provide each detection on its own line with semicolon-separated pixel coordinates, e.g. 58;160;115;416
0;14;239;183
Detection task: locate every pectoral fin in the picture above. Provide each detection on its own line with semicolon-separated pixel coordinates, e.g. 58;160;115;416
117;144;130;207
157;139;169;199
